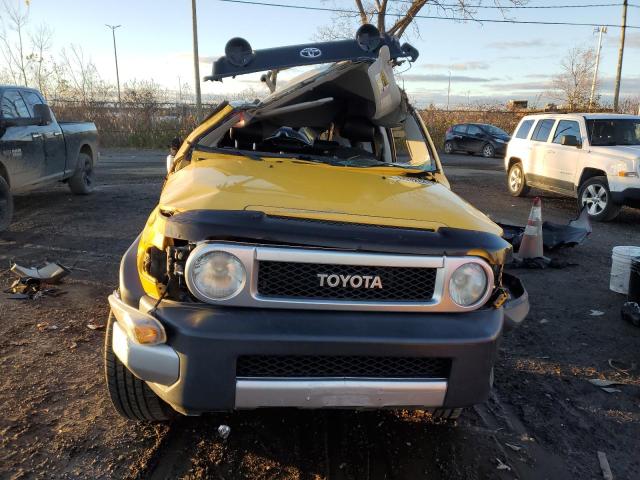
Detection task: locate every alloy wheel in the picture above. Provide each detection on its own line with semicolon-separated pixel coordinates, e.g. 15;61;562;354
509;166;523;192
581;184;608;216
83;161;94;188
483;144;494;157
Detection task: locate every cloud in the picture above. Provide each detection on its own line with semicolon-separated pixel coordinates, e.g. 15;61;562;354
400;73;496;83
606;32;640;49
486;38;560;49
420;61;490;71
486;81;551;91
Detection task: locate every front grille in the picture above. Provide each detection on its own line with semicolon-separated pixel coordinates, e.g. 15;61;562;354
257;261;437;301
236;355;451;379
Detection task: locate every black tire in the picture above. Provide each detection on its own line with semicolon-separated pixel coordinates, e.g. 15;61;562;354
432;408;464;420
578;176;621;222
0;176;13;232
68;152;95;195
507;162;530;197
443;141;454;154
104;311;174;421
482;143;495;158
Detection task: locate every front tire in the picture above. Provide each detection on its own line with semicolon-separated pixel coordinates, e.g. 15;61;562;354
578;176;621;222
482;143;495;158
0;176;13;232
104;312;173;421
68;153;95;195
507;162;530;197
444;141;454;154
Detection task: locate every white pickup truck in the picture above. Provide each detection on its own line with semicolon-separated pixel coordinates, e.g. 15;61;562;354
505;113;640;221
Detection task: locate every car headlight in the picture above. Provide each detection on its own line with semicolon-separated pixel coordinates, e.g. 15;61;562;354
189;250;246;300
449;263;488;307
495;138;505;143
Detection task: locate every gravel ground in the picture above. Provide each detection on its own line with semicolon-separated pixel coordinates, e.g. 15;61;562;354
0;149;639;480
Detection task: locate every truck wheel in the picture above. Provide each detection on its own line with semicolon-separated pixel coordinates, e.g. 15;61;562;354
104;311;174;421
507;162;530;197
68;153;94;195
432;408;464;420
578;176;621;222
0;176;13;232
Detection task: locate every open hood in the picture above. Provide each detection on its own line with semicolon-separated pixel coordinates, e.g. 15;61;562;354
205;24;418;82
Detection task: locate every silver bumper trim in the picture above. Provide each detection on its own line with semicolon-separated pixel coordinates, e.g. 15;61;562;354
111;321;180;386
234;379;448;408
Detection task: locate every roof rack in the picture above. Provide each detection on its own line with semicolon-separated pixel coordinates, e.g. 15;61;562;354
205;24;419;82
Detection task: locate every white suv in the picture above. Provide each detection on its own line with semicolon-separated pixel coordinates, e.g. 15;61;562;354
505;113;640;221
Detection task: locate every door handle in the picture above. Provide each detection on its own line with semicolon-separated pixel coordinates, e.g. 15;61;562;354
53;131;63;137
31;133;42;139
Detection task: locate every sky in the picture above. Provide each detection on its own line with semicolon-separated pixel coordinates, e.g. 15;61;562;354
16;0;640;107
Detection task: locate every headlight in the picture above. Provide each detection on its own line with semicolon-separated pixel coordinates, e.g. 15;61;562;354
495;138;505;143
449;263;488;307
190;251;246;300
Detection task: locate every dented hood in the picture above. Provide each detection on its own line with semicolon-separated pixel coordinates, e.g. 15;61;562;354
160;153;502;236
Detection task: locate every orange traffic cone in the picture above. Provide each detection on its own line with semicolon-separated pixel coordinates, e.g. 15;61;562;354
517;197;544;259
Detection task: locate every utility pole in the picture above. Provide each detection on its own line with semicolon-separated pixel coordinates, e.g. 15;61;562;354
447;70;451;110
191;0;202;122
613;0;628;112
105;24;122;107
589;26;607;111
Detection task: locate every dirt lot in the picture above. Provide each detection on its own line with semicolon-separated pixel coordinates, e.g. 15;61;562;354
1;149;639;480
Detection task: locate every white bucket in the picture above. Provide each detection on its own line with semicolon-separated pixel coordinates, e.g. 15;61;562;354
610;246;640;294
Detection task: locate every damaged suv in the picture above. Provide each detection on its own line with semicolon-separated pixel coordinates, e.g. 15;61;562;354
104;26;528;421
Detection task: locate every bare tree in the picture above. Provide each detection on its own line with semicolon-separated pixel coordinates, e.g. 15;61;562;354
28;24;53;95
58;45;106;103
316;0;527;40
0;0;32;85
551;47;597;110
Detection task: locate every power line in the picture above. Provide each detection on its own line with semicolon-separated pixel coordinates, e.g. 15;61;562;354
218;0;640;28
389;0;625;8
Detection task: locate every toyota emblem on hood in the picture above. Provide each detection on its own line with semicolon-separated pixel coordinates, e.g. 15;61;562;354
300;47;322;59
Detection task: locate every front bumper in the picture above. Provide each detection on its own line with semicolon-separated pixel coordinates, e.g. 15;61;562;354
111;238;528;415
493;142;508;156
111;293;511;414
611;187;640;208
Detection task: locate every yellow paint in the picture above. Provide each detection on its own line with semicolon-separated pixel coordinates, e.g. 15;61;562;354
172;105;234;167
160;153;502;235
138;135;506;298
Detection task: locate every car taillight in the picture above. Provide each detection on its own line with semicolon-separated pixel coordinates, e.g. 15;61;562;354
446;127;452;134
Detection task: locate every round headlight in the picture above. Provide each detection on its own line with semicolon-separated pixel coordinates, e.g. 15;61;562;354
449;263;488;307
191;251;246;300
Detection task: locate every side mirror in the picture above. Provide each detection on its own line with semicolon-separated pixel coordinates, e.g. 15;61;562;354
33;104;52;126
560;134;580;147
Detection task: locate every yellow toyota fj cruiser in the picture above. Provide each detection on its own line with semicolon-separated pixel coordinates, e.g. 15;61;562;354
104;26;528;421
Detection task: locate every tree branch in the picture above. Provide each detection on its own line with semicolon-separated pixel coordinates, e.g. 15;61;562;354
354;0;368;25
387;0;429;37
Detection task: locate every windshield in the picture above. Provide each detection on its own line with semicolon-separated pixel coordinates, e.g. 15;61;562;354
586;119;640;146
481;125;509;137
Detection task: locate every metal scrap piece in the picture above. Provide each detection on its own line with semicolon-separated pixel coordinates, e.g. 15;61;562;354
10;262;70;284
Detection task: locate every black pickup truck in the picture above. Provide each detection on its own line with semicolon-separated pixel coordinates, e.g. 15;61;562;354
0;86;99;231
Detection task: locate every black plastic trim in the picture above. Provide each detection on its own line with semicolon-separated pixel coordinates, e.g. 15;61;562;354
147;301;503;413
163;210;511;264
207;36;417;81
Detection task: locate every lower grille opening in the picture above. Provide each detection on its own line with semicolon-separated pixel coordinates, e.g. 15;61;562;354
236;355;451;379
